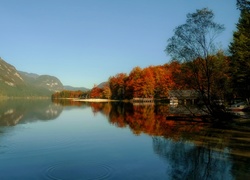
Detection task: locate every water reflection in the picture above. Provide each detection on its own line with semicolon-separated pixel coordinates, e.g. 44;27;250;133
153;136;233;179
1;100;249;179
0;99;63;126
86;102;206;138
67;101;250;179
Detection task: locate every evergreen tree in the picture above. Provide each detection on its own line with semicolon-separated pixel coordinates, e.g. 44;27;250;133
229;6;250;101
237;0;250;11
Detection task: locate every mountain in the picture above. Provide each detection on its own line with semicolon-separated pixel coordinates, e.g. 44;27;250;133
0;58;63;97
0;58;25;87
17;71;39;83
19;71;64;92
97;82;108;89
63;85;89;91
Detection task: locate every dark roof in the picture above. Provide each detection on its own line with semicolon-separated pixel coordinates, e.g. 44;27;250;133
169;90;199;99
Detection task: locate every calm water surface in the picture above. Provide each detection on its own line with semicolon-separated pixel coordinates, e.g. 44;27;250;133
0;100;249;179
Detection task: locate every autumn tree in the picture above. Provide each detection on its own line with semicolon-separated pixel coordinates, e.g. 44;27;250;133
153;65;175;98
125;66;155;98
125;66;143;98
167;61;185;89
109;73;127;100
182;53;231;100
51;90;86;99
165;8;227;120
102;84;112;99
140;67;155;98
90;85;102;98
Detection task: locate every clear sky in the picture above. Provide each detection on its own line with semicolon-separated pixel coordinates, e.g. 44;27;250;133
0;0;240;89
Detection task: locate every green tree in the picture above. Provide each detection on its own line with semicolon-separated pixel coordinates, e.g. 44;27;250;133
229;5;250;102
237;0;250;11
165;8;228;120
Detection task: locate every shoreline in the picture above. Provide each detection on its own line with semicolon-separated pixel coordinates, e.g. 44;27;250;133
72;98;118;102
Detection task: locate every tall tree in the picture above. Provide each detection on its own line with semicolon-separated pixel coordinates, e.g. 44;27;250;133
125;66;143;98
90;85;102;98
102;84;112;99
237;0;250;11
165;8;226;120
109;73;127;100
140;67;155;98
229;3;250;102
153;65;175;98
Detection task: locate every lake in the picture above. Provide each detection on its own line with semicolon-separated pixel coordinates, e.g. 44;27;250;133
0;99;249;179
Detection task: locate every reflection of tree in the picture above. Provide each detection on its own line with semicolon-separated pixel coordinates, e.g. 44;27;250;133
52;98;84;107
89;102;111;116
84;102;250;179
226;126;250;179
0;99;63;126
108;103;205;139
109;102;127;127
53;99;113;117
42;101;250;179
153;136;233;179
125;104;156;135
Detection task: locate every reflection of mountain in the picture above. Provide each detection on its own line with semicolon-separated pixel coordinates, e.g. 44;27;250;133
0;99;63;126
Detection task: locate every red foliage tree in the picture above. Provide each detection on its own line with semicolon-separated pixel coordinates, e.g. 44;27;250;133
109;73;127;99
90;85;102;98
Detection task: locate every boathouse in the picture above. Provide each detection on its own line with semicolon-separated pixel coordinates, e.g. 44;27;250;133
168;90;199;105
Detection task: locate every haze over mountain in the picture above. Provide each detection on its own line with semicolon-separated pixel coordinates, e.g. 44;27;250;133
0;58;87;97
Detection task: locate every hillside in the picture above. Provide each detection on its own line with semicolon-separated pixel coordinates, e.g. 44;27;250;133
0;58;25;87
19;71;64;92
0;58;63;97
63;85;89;91
97;82;108;89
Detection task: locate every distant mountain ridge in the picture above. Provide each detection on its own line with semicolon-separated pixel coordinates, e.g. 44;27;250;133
0;58;81;97
63;85;89;91
97;82;108;89
18;71;64;92
0;58;90;97
0;58;24;87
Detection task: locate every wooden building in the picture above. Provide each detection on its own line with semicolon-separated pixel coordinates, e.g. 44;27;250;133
168;90;199;105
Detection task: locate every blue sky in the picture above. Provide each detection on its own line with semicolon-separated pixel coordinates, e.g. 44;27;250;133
0;0;239;88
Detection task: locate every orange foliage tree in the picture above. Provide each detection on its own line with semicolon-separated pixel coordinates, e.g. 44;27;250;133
109;73;127;100
125;66;155;98
107;63;184;100
52;90;86;99
152;64;177;98
125;66;143;98
90;85;102;98
102;84;112;99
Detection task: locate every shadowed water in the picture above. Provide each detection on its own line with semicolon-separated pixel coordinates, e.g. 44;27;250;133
0;100;249;179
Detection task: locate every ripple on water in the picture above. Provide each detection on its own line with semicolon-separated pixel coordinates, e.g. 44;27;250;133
43;161;114;180
3;132;82;160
